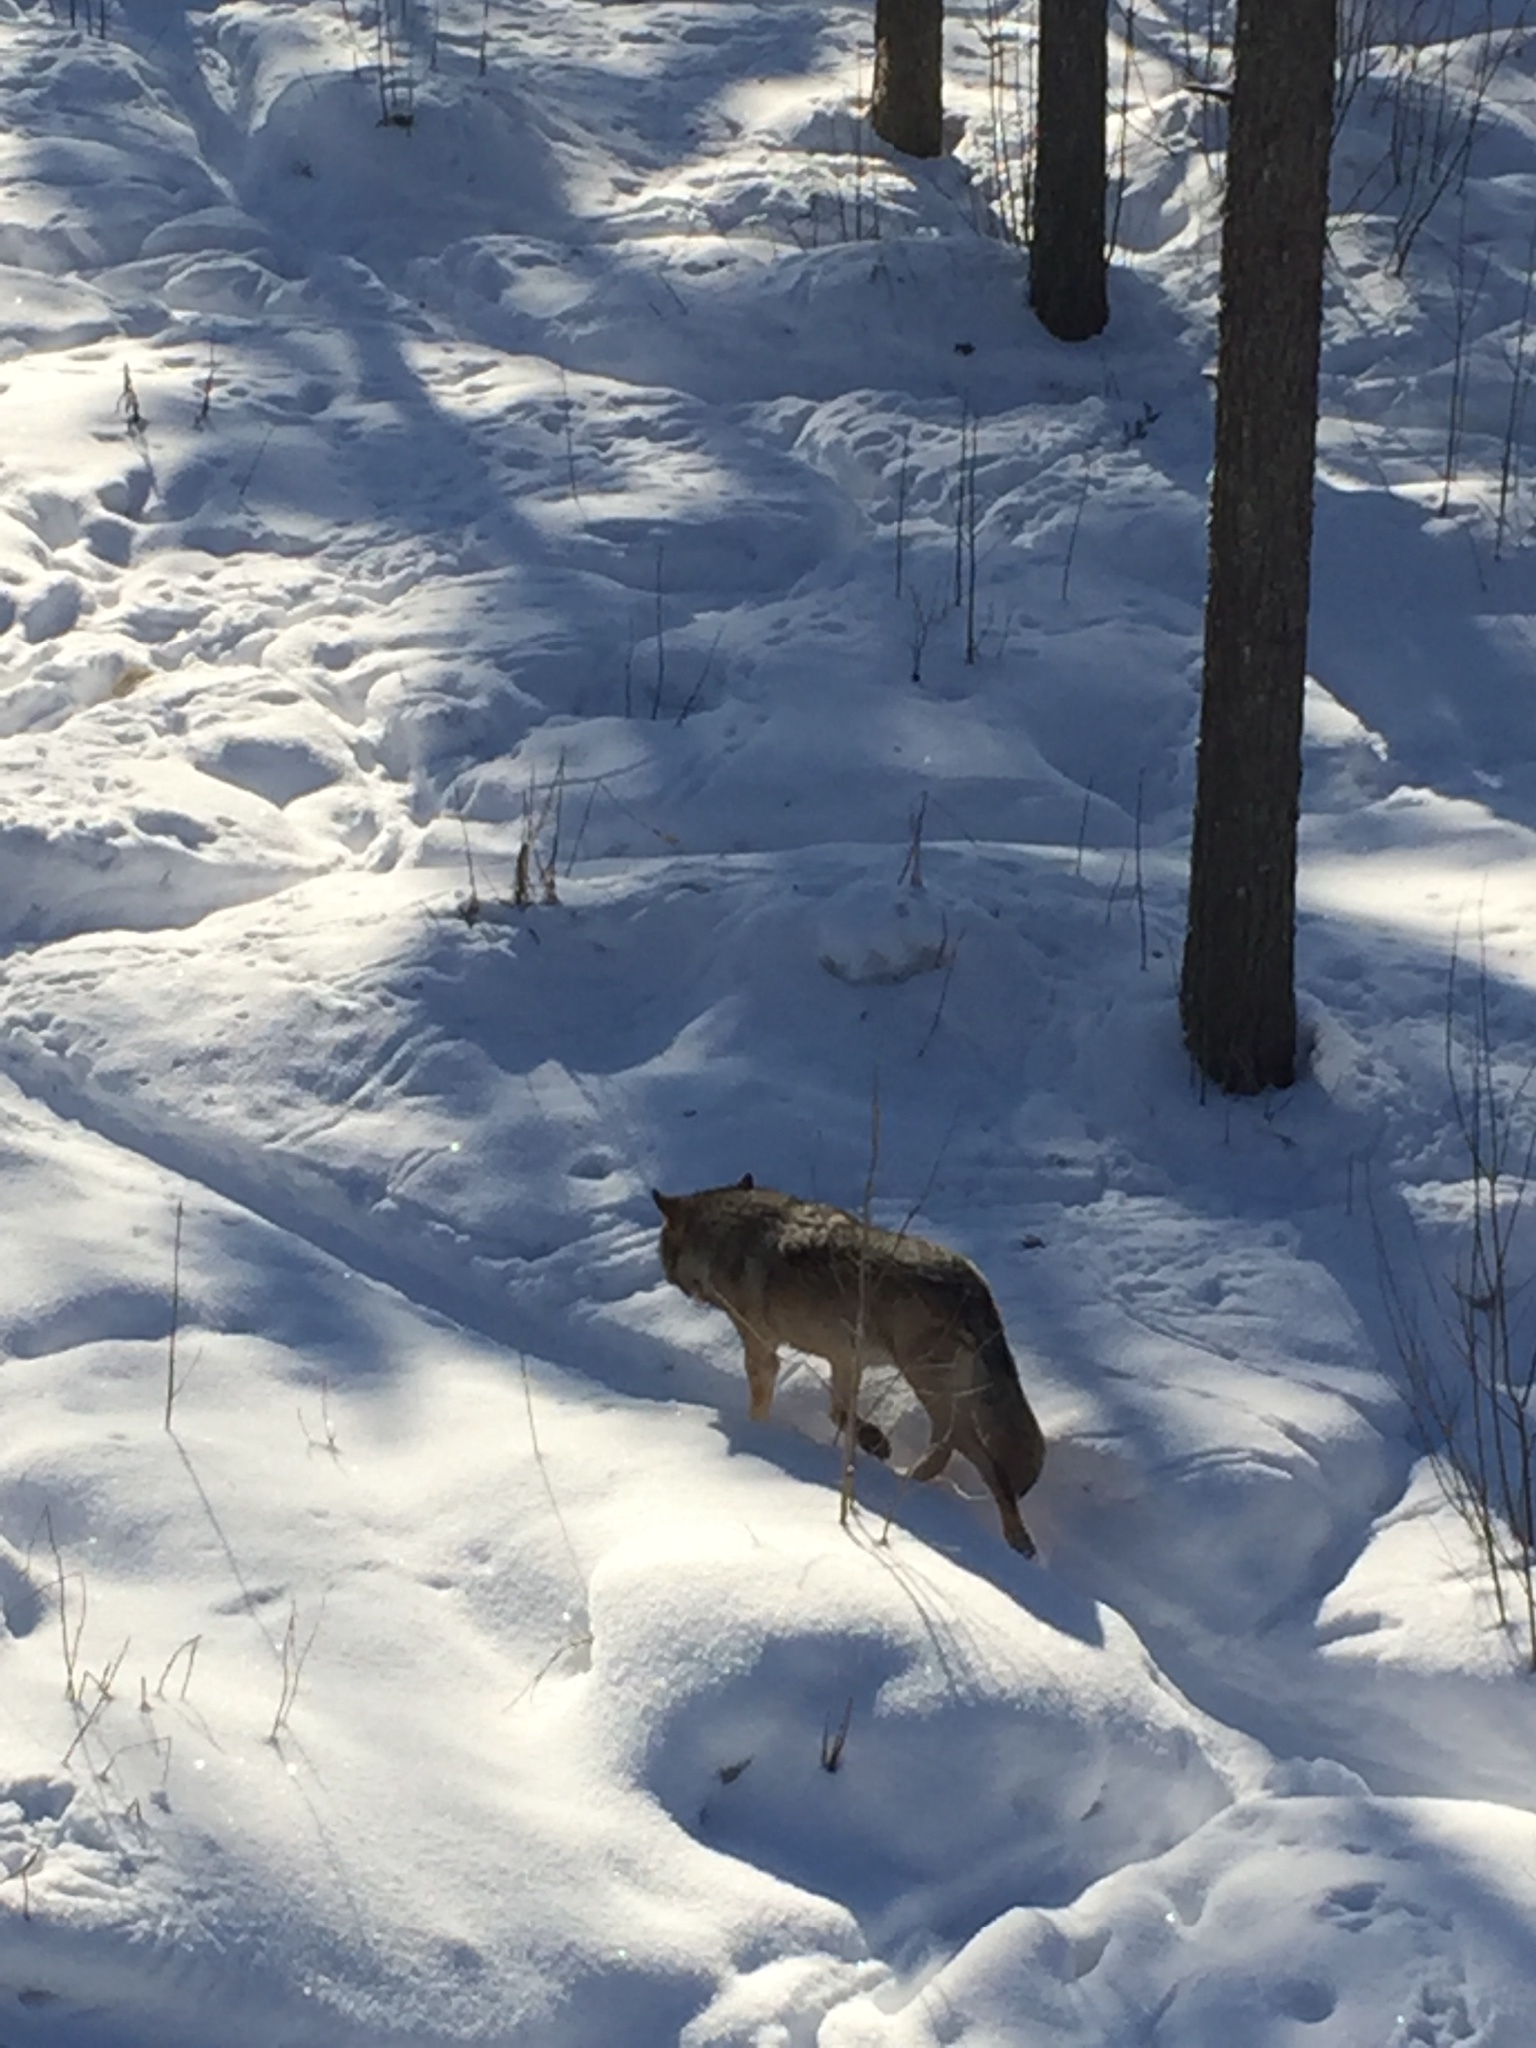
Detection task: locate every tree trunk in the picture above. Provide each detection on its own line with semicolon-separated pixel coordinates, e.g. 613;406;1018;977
1180;0;1337;1095
871;0;943;159
1030;0;1108;341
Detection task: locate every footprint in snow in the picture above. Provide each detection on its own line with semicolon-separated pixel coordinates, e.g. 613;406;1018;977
0;1544;43;1639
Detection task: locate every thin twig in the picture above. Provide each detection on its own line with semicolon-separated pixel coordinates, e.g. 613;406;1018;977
164;1199;184;1431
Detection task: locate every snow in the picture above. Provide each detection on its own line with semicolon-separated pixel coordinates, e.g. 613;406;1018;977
3;1;1536;2042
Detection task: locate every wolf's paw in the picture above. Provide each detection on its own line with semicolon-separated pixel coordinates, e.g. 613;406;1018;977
857;1419;892;1460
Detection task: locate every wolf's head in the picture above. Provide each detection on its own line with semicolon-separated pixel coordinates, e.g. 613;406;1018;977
652;1176;754;1300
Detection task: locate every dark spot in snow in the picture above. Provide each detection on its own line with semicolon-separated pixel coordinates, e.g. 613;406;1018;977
3;1775;74;1823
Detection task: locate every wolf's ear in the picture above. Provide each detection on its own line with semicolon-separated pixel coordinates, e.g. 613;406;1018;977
737;1173;755;1190
652;1188;681;1219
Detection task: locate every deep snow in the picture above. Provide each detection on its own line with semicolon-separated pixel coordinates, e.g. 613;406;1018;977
4;2;1536;2044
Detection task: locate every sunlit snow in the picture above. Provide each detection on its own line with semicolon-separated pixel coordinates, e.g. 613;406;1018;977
3;3;1536;2045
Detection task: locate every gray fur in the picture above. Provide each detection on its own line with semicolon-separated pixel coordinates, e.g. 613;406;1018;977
652;1177;1045;1556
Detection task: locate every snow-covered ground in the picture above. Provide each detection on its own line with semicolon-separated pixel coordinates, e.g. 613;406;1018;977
5;1;1536;2041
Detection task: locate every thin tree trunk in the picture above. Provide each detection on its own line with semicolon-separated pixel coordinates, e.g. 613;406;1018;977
1181;0;1337;1095
1030;0;1108;340
871;0;943;159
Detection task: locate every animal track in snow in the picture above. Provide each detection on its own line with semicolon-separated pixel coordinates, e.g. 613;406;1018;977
5;1283;173;1359
0;1774;74;1825
1391;1971;1478;2047
21;576;81;643
0;1545;42;1638
1272;1975;1337;2024
1319;1878;1385;1930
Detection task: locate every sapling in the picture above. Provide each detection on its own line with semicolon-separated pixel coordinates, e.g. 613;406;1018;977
557;367;583;509
650;546;667;719
454;811;482;927
840;1076;884;1533
915;932;961;1059
501;1355;593;1713
193;339;217;430
1334;0;1378;130
893;424;913;597
235;427;274;504
0;1846;42;1921
673;625;726;726
1357;4;1529;276
1378;946;1536;1668
118;366;147;439
164;1198;183;1432
541;760;564;904
156;1634;202;1701
519;1353;586;1588
952;405;972;608
850;67;870;243
907;584;944;684
376;0;415;128
1074;775;1094;877
62;1638;130;1767
1495;217;1536;558
514;755;564;907
622;617;637;718
978;0;1032;244
820;1697;854;1772
1060;451;1094;602
898;790;929;891
939;406;987;663
565;777;601;876
961;415;981;664
1103;851;1129;926
1133;767;1148;971
1107;3;1135;257
1438;212;1490;516
268;1598;324;1743
299;1382;342;1460
35;1507;85;1706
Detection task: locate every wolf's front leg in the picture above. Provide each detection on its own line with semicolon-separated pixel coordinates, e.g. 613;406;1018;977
827;1345;892;1460
738;1328;781;1422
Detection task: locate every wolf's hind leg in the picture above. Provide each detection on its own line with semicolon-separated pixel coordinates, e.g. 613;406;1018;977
907;1394;956;1482
984;1454;1037;1557
907;1437;954;1483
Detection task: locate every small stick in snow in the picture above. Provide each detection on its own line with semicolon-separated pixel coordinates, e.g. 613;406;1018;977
820;1696;854;1772
164;1199;184;1432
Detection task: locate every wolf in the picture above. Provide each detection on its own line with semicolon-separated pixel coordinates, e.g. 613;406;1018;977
652;1176;1045;1556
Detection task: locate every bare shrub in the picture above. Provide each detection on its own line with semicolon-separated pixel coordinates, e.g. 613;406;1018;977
1379;949;1536;1667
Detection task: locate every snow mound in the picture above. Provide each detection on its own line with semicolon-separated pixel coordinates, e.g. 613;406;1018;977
591;1525;1253;1954
824;1793;1536;2048
818;883;949;984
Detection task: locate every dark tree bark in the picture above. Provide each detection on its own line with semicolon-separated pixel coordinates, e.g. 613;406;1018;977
1030;0;1108;341
1180;0;1337;1095
871;0;943;159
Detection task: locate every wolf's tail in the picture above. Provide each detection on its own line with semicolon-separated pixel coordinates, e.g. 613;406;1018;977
975;1324;1046;1497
